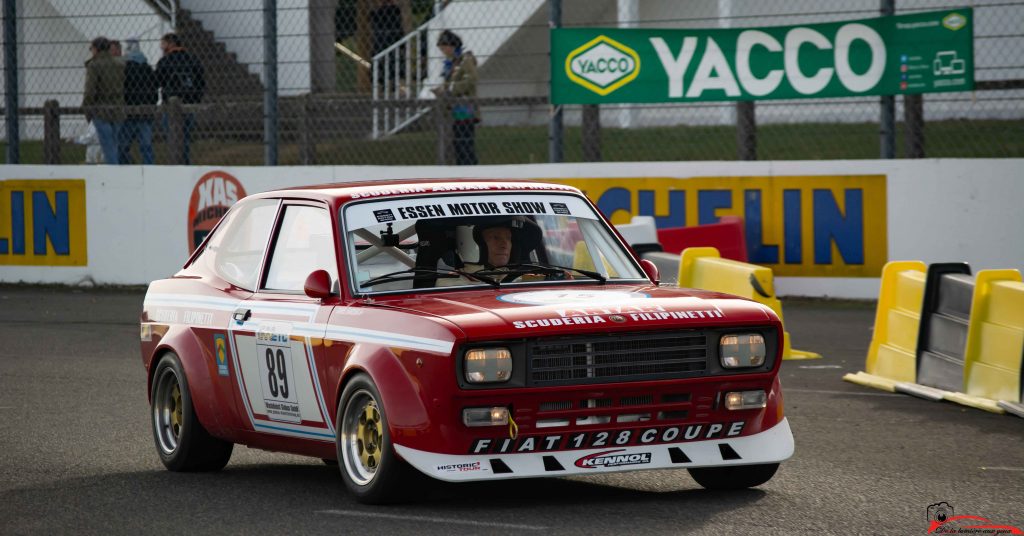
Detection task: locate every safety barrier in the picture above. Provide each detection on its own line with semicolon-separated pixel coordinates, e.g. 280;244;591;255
846;261;1024;418
656;216;748;262
678;247;819;361
958;270;1024;417
614;216;662;256
844;261;927;391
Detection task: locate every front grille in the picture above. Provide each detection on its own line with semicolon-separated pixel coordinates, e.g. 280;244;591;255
527;331;708;386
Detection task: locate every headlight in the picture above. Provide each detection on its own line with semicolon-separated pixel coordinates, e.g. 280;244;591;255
720;333;766;368
464;347;512;383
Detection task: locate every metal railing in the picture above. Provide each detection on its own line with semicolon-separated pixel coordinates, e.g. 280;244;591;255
371;20;433;139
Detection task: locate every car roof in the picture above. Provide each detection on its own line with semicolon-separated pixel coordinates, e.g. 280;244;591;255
247;178;582;204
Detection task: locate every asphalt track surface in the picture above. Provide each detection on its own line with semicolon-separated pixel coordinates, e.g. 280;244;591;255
1;286;1022;536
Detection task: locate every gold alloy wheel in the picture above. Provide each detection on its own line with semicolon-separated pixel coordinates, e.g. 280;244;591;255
357;403;383;471
341;389;386;486
153;367;183;454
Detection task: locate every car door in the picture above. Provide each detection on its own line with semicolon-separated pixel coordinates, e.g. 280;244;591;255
229;200;340;444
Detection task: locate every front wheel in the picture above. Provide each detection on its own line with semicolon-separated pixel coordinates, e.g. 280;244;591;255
151;352;233;472
336;374;423;504
688;463;780;490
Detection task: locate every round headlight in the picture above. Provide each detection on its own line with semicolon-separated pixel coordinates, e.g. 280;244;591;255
720;333;766;368
464;347;512;383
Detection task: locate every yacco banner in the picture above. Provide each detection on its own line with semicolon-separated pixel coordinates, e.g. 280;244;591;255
551;176;887;278
551;9;972;104
0;179;88;266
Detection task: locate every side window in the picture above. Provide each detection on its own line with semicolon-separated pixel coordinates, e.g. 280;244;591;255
205;199;279;290
263;206;338;292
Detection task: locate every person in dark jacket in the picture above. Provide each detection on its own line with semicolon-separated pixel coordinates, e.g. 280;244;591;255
118;38;157;164
82;36;126;164
155;32;204;164
432;30;479;165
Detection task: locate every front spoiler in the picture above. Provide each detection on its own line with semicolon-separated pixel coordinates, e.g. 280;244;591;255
395;418;794;482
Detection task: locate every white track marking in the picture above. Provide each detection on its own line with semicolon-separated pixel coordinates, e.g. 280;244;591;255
797;365;843;369
981;466;1024;472
785;388;902;398
316;510;548;530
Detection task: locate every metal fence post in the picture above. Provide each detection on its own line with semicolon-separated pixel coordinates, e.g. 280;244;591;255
167;97;185;165
548;0;563;163
299;94;316;165
736;101;757;160
904;94;924;158
263;0;278;166
43;100;60;164
879;0;896;159
435;95;451;165
582;104;601;162
4;0;19;164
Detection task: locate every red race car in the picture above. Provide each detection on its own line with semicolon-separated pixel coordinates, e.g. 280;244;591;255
140;179;793;503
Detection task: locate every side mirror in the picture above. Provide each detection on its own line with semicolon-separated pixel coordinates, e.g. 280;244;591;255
639;259;660;286
303;269;333;299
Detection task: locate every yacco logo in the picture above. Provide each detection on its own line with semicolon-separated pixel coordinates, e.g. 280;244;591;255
575;449;652;469
942;12;967;31
565;35;640;95
187;170;246;254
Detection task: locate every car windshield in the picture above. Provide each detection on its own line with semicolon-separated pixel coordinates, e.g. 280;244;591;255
342;192;645;293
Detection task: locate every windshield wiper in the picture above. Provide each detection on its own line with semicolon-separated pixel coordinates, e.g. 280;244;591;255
359;268;498;288
475;262;607;283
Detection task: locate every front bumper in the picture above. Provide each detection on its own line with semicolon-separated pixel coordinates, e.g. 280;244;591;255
395;417;793;482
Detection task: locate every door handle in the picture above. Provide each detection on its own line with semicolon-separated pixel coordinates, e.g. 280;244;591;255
233;308;252;324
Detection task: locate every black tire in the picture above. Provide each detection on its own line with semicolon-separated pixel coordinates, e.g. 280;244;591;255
688;463;779;490
335;374;423;504
150;352;233;472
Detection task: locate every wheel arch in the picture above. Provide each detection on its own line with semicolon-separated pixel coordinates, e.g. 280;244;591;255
147;326;228;436
334;345;433;443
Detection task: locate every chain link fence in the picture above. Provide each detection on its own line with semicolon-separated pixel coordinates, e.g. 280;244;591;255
1;0;1021;166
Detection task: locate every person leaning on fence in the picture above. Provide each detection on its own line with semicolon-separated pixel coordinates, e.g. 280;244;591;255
156;32;205;164
433;30;479;165
118;38;157;165
82;36;126;165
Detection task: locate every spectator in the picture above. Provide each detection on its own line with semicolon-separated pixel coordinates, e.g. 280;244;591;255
370;0;405;92
433;30;479;165
155;32;205;164
110;39;122;59
82;36;126;165
119;38;157;165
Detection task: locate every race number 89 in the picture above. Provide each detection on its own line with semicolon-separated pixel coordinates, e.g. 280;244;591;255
265;348;289;398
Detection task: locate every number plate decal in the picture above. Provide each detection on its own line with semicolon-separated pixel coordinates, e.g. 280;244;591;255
255;322;301;423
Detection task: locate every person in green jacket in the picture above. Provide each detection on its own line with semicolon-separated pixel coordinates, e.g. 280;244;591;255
433;30;479;165
82;37;126;164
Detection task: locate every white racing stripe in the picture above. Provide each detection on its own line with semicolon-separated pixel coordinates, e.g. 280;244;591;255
316;510;548;530
144;296;454;354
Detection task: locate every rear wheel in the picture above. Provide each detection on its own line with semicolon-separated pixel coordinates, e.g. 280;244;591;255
688;463;780;490
151;352;233;472
336;374;422;504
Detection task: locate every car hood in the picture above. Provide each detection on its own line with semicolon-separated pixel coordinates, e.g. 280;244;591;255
367;284;776;340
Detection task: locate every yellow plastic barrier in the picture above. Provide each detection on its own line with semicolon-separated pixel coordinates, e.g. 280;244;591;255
844;261;926;391
950;269;1024;413
678;247;820;361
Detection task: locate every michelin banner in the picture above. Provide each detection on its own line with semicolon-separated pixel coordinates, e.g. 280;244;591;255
551;176;887;278
552;9;973;104
0;179;87;266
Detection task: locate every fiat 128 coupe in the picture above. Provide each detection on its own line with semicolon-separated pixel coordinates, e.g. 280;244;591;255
140;179;793;503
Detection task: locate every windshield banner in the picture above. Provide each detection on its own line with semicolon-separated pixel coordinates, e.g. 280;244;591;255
344;194;596;230
551;8;972;104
